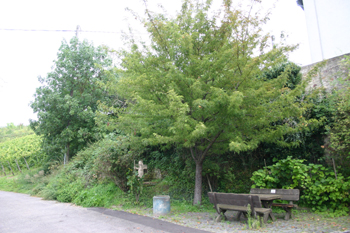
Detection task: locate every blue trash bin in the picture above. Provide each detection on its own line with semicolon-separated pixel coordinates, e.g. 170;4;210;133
153;195;170;215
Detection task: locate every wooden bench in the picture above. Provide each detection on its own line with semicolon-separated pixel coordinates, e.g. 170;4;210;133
250;188;300;220
208;192;272;224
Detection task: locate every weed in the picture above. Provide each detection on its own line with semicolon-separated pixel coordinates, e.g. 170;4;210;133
246;204;263;230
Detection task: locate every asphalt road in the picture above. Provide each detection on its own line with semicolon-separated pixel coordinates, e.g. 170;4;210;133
0;191;210;233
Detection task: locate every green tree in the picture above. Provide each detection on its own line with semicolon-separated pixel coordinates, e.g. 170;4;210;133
114;0;314;204
30;37;113;163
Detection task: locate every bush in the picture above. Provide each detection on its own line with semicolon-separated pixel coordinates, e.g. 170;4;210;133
251;157;350;215
37;160;125;208
73;133;138;191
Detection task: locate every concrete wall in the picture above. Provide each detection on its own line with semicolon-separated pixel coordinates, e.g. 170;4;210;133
304;0;350;63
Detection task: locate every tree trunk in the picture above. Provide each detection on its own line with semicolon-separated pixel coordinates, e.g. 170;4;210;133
66;142;70;163
190;131;223;206
193;160;203;205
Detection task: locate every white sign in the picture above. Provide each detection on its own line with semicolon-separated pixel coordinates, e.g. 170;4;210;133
271;189;276;194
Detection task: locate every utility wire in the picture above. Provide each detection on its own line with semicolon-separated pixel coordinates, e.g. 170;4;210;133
0;28;122;34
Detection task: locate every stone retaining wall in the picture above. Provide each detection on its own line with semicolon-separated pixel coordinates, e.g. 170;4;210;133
301;53;350;91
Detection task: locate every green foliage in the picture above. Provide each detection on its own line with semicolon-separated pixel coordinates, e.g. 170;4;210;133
0;123;34;143
260;62;301;90
0;176;20;192
251;157;350;215
0;134;47;173
74;133;139;191
126;169;144;204
28;132;142;205
255;90;333;167
251;157;309;189
110;0;315;205
30;37;114;163
73;182;123;207
33;156;125;208
249;62;333;166
144;149;195;200
327;56;350;172
246;204;263;230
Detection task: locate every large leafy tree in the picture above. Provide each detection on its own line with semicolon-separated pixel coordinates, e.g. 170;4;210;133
30;37;112;163
115;0;314;204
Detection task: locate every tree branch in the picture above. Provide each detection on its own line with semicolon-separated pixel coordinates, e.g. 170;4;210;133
143;0;170;58
200;129;224;162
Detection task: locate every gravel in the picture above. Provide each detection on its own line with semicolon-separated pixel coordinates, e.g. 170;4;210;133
131;209;350;233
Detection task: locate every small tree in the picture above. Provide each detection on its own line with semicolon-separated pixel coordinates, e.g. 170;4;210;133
115;0;314;204
30;37;113;163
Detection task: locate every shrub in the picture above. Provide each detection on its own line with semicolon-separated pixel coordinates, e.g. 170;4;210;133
251;157;350;215
74;133;139;191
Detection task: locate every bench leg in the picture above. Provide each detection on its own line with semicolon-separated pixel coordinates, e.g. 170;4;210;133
236;211;249;221
236;211;243;221
263;213;269;224
215;214;223;222
257;212;271;224
216;210;227;222
284;207;292;220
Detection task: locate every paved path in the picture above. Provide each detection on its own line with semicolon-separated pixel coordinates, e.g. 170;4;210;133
0;191;210;233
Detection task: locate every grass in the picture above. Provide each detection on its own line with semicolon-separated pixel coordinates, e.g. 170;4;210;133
0;168;47;194
1;171;349;233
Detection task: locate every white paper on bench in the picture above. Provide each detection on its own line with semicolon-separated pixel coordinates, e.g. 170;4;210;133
271;189;276;193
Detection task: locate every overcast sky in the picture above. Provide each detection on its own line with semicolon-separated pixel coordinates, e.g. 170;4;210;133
0;0;310;127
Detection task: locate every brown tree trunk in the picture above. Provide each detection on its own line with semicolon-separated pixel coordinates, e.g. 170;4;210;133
190;130;223;206
193;160;203;205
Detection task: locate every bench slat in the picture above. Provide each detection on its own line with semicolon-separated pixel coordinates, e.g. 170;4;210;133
217;204;249;212
208;192;262;208
254;207;272;214
216;204;272;214
272;203;297;208
250;188;300;201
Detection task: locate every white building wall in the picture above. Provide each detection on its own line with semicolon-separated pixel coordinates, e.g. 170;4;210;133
304;0;350;63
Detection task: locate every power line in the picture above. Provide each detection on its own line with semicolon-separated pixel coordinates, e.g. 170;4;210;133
0;28;122;34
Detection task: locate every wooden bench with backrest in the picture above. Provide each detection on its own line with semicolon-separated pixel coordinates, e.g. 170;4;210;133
250;188;300;220
208;192;272;224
